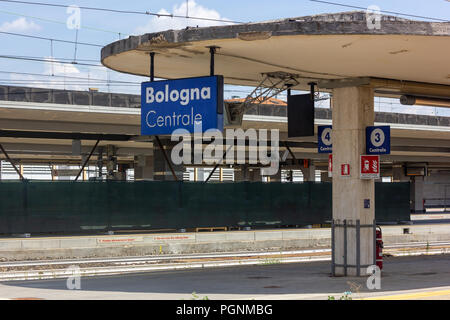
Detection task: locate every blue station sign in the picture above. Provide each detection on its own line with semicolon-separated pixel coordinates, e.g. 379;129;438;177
366;125;390;154
318;125;332;153
141;75;224;135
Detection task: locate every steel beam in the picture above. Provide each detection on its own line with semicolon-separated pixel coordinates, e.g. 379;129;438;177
0;144;24;180
74;139;100;182
205;144;233;183
154;136;178;181
0;119;139;136
0;130;132;141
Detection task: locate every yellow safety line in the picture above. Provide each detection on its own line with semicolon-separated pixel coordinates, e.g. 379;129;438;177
362;289;450;300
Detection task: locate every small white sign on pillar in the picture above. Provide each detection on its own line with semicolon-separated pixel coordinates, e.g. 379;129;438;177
341;164;350;177
328;154;332;177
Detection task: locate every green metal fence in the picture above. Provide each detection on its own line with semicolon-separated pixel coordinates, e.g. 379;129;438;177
0;181;410;234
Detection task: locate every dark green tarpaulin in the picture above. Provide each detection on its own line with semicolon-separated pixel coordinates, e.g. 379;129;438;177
0;181;410;234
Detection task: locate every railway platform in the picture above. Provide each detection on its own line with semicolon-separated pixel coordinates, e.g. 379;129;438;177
0;223;449;261
0;254;449;300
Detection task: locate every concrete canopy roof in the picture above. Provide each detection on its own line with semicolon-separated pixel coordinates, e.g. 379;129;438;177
101;12;450;96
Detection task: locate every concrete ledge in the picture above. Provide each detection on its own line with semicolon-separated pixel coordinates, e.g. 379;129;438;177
59;238;98;249
0;240;22;251
0;224;449;261
382;224;450;235
21;239;61;250
254;231;283;241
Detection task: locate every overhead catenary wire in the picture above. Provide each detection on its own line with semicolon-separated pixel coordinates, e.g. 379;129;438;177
0;85;271;100
50;39;54;76
0;79;269;94
0;69;284;92
0;79;114;86
0;30;103;47
0;55;104;68
0;70;145;84
0;8;124;35
0;79;141;85
0;54;101;63
0;0;246;24
1;0;446;24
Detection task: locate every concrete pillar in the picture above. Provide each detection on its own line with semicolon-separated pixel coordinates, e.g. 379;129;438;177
97;146;104;179
80;154;87;181
321;171;332;182
134;155;154;180
234;166;261;181
195;168;205;181
153;139;184;181
72;139;81;156
106;145;117;180
258;162;282;182
393;164;409;182
115;164;128;180
234;165;248;181
248;168;262;182
412;176;424;213
301;161;316;182
332;86;375;276
57;165;70;181
268;169;282;182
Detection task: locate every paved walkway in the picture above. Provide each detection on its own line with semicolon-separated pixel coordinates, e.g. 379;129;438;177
0;254;449;300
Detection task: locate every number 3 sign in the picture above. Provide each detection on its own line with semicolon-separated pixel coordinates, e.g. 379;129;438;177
366;126;390;155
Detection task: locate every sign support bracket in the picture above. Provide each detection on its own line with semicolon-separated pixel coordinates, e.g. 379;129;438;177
150;52;178;181
205;144;233;183
0;144;25;181
308;82;317;101
74;139;100;182
148;52;179;181
209;47;215;76
150;52;155;82
207;46;220;76
283;142;297;163
154;136;179;181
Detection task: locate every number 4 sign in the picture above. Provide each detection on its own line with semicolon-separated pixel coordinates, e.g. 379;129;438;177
318;125;332;153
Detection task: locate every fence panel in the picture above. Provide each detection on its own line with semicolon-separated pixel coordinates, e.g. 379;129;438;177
0;181;410;234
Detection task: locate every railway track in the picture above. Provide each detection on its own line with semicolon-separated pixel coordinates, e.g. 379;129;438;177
0;241;449;281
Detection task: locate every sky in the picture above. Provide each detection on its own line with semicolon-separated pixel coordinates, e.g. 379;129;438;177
0;0;448;113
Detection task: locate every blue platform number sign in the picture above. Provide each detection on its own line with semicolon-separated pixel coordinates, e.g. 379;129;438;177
366;125;390;154
318;125;332;153
141;75;224;135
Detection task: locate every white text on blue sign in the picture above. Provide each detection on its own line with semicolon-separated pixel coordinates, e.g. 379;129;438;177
318;125;332;153
141;76;223;135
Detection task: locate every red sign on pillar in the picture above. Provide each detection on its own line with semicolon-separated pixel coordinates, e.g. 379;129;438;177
341;164;350;176
360;155;380;179
328;154;332;177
